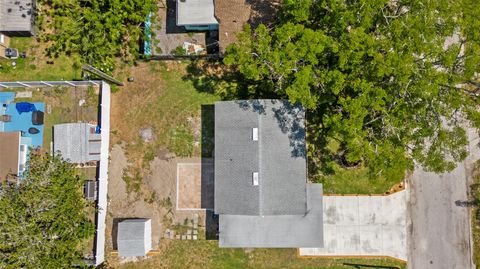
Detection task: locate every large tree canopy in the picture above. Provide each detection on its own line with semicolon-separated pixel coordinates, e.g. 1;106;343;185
0;154;94;269
38;0;158;70
224;0;480;181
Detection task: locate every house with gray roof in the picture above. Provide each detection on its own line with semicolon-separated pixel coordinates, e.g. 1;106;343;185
53;123;101;164
214;100;324;248
117;219;152;257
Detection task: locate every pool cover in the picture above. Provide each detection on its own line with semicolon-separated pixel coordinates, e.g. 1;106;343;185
15;102;36;114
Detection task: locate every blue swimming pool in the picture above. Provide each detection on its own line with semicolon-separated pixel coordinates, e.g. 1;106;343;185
0;92;44;148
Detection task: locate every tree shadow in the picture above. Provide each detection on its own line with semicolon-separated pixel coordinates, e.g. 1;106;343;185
201;104;218;240
182;60;279;100
246;0;282;29
234;99;306;158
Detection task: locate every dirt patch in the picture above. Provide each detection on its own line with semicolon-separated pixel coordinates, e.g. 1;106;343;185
107;144;213;265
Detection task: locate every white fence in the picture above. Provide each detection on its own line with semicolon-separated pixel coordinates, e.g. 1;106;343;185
0;80;102;88
94;81;111;265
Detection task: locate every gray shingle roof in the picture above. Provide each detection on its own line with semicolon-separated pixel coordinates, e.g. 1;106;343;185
53;123;101;164
117;219;152;257
219;184;324;247
214;100;307;216
0;0;34;34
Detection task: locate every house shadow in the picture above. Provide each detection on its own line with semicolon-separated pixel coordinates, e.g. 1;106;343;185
111;218;131;250
165;0;188;34
246;0;281;29
201;104;218;240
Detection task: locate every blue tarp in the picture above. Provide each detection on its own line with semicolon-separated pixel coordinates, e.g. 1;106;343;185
144;13;152;56
16;102;36;114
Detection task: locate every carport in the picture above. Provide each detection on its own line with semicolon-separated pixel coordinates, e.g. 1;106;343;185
299;191;407;261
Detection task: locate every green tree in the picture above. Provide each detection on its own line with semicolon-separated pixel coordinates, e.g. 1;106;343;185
38;0;158;71
0;154;95;269
224;0;480;181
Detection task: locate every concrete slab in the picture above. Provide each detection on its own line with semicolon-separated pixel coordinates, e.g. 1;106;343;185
176;163;214;210
299;191;407;260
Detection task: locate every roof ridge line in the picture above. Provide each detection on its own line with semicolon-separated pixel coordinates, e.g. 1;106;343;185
258;102;263;216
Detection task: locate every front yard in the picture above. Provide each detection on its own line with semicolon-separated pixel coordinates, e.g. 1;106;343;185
118;241;406;269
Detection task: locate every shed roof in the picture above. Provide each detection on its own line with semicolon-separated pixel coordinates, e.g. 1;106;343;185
0;0;34;34
214;100;307;216
176;0;218;26
53;123;101;163
219;184;323;247
117;219;152;257
0;131;19;181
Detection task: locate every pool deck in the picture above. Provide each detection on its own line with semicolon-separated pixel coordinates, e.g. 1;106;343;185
0;92;44;148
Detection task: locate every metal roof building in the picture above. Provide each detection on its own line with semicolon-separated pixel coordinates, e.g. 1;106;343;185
214;100;323;247
53;123;101;164
0;0;35;36
176;0;218;27
117;219;152;257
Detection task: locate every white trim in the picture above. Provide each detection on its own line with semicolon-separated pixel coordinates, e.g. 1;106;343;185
16;81;31;88
40;81;54;87
252;172;259;186
252;127;258;141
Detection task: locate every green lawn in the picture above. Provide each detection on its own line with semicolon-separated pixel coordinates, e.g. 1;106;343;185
0;37;80;81
318;166;400;194
119;241;405;269
111;61;220;167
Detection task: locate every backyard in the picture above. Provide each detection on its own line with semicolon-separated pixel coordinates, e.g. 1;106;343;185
2;84;100;151
0;36;405;268
0;37;82;81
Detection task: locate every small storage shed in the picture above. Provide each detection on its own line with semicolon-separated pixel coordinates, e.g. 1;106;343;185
117;219;152;257
53;123;101;163
84;180;97;200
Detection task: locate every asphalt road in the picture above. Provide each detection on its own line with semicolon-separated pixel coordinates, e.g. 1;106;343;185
407;128;478;269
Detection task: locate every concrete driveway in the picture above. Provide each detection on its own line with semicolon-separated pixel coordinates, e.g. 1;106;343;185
299;191;407;260
407;128;478;269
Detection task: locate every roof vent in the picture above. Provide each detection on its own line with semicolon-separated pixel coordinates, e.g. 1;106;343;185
252;172;259;186
252;128;258;141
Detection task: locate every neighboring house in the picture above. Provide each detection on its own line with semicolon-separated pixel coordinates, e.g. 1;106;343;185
117;219;152;257
0;0;35;36
0;131;28;181
0;0;35;58
53;123;101;164
176;0;218;31
0;33;10;57
214;100;324;247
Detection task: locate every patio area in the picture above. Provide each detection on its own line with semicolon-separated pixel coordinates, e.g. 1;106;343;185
153;0;218;55
1;92;44;148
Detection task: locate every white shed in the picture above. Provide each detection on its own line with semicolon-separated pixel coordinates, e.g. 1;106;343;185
117;219;152;257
